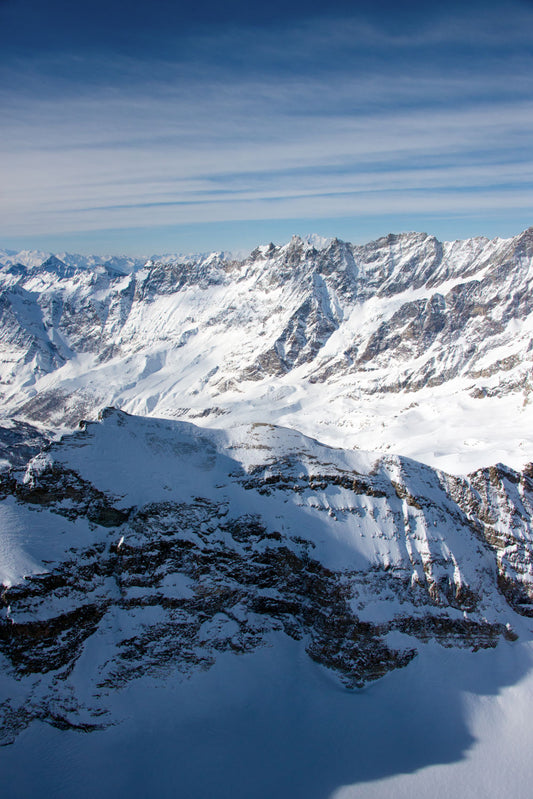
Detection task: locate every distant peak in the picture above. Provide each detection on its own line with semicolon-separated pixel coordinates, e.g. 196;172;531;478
249;242;279;260
303;233;334;250
41;254;66;268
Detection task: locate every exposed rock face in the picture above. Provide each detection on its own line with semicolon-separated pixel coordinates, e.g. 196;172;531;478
0;421;50;472
445;462;533;615
0;411;529;745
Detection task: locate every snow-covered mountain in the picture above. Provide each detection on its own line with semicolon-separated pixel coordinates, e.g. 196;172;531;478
1;227;532;474
0;248;147;275
0;409;531;743
1;228;533;797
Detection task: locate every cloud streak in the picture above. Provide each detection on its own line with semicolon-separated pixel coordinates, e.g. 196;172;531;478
1;2;533;248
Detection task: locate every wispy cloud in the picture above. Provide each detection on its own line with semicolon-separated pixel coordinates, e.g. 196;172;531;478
1;2;533;246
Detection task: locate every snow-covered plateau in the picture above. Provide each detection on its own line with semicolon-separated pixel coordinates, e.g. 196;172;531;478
0;227;533;797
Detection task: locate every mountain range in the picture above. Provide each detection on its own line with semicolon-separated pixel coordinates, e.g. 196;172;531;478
1;227;533;798
1;227;532;473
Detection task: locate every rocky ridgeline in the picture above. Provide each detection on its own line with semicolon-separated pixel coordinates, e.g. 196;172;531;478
0;228;531;427
0;410;530;744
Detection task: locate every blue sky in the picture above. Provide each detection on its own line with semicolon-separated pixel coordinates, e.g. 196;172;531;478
1;0;533;255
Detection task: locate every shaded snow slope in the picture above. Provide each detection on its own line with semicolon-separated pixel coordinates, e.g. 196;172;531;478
2;638;533;799
0;228;532;474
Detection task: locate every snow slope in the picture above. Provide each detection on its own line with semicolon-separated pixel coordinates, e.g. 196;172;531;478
2;638;533;799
